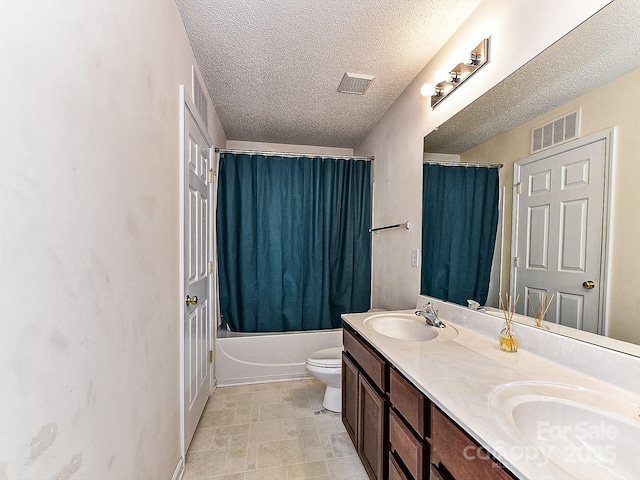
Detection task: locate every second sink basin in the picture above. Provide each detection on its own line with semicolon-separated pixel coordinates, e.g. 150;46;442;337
363;313;458;342
490;381;640;479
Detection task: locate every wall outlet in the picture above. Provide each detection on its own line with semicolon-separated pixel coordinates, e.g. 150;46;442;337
411;249;419;268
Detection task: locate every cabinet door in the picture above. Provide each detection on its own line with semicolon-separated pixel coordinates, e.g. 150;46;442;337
342;353;359;444
358;374;386;480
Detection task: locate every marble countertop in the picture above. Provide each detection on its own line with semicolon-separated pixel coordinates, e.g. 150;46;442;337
342;306;640;480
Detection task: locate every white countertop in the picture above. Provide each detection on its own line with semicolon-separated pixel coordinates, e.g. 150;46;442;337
342;305;640;480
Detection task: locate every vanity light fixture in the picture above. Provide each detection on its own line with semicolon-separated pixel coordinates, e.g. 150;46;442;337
422;38;489;108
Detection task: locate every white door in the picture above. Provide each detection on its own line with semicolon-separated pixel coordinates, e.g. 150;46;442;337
183;97;213;449
513;139;606;333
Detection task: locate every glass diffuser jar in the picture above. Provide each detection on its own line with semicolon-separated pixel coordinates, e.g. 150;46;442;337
499;324;518;352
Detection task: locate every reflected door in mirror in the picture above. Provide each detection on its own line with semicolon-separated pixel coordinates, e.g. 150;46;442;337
513;139;606;333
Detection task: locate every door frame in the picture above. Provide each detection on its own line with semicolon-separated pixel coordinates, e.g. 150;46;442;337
510;128;614;335
179;85;216;458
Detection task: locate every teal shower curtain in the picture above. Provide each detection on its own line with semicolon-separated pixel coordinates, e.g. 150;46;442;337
217;153;371;333
421;163;499;306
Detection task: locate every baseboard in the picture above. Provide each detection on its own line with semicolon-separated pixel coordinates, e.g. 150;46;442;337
216;372;312;387
172;456;185;480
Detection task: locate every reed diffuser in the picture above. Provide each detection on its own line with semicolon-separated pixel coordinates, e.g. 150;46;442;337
499;293;519;352
527;292;555;328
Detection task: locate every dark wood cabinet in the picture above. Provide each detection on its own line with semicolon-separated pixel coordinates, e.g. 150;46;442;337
389;409;426;480
343;323;387;391
388;368;429;480
342;322;515;480
431;406;515;480
429;462;452;480
358;373;386;480
342;325;387;480
390;368;429;438
342;353;359;444
389;452;411;480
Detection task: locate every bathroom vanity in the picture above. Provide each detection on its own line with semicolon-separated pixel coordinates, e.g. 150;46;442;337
341;297;640;480
342;322;514;480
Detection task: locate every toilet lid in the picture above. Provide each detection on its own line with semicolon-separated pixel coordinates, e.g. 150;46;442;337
306;346;343;367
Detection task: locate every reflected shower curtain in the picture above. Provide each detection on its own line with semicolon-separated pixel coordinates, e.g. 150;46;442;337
217;153;371;333
420;164;499;306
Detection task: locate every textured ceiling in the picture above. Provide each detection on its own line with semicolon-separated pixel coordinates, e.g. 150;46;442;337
424;0;640;154
175;0;482;148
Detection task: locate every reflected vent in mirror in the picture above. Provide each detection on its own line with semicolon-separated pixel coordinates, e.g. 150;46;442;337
531;109;581;154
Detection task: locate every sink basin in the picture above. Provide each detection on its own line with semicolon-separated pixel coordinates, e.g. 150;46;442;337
362;313;458;342
490;381;640;479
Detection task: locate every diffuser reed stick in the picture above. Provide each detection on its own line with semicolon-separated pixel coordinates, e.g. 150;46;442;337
499;292;519;352
526;292;555;327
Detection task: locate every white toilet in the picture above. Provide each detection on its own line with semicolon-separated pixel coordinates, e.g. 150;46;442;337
305;346;343;412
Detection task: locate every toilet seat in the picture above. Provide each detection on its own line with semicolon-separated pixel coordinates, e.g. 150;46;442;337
306;346;343;368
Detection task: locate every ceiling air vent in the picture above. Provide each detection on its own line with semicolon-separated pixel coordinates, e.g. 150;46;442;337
531;109;581;154
337;73;375;95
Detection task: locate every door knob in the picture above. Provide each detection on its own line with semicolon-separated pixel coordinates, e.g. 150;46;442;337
582;280;596;290
185;295;198;306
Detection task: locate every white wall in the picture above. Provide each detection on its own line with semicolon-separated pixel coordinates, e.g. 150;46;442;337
0;1;225;478
355;0;610;309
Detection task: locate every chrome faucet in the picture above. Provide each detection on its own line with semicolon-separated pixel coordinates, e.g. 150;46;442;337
415;303;446;328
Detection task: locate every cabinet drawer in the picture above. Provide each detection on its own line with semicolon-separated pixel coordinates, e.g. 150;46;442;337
429;463;450;480
343;324;387;391
390;368;429;438
389;410;425;480
389;452;411;480
431;407;514;480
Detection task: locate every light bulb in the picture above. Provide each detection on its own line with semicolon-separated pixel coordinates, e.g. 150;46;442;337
420;83;435;97
454;47;471;65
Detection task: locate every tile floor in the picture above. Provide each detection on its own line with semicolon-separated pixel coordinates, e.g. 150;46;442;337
184;378;368;480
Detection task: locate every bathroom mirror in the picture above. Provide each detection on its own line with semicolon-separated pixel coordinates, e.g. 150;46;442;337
423;0;640;352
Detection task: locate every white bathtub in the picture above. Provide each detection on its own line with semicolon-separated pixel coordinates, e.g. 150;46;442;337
214;328;343;386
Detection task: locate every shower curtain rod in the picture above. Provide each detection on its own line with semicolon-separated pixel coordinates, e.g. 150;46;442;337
423;159;502;168
215;147;373;162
